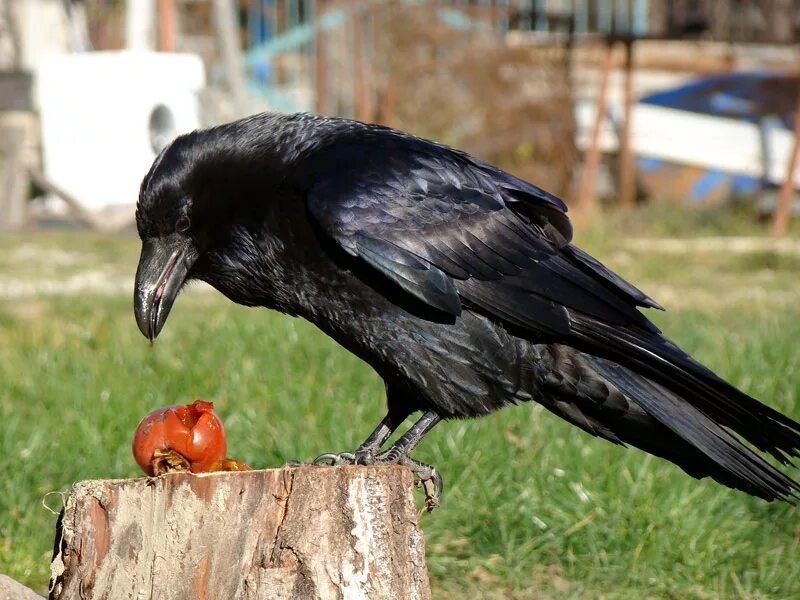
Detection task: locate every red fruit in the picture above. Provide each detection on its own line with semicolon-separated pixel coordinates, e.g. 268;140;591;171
132;400;228;476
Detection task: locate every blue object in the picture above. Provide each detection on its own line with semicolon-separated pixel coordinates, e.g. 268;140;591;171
641;71;799;129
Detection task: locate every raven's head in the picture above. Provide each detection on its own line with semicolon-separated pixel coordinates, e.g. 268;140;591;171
133;132;206;342
134;112;355;340
134;114;302;341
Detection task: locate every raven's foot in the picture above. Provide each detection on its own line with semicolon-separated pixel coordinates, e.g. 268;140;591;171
312;451;357;466
313;449;443;511
284;447;369;468
305;411;443;509
397;456;443;512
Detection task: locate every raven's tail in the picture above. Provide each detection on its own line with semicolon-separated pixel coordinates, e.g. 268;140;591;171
567;314;800;502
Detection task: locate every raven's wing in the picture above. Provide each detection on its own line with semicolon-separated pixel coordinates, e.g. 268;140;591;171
305;134;800;486
306;136;660;338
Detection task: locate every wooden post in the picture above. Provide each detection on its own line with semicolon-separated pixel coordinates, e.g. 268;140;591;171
618;38;636;207
770;0;794;43
352;8;371;122
212;0;249;116
158;0;177;52
378;75;398;128
49;466;431;600
27;168;101;230
0;125;26;231
770;90;800;236
576;40;614;212
314;0;328;115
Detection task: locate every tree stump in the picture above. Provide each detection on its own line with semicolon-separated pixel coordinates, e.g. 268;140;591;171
49;466;431;600
0;574;44;600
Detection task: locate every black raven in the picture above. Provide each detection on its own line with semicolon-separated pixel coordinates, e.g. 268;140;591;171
134;112;800;507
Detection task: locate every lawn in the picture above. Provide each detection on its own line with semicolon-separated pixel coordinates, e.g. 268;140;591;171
1;211;799;599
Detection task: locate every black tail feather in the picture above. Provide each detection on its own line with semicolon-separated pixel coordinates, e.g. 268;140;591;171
569;314;800;467
585;355;800;502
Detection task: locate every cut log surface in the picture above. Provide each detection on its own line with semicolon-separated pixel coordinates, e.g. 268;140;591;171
0;574;45;600
49;466;431;600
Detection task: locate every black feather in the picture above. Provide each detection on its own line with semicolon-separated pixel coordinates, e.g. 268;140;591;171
568;314;800;464
586;356;800;502
354;233;461;316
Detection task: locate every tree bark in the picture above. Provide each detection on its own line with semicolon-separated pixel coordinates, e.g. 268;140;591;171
49;466;431;600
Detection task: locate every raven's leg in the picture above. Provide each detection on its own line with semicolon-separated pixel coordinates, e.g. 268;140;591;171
374;410;441;463
313;411;404;466
372;411;444;510
354;412;399;462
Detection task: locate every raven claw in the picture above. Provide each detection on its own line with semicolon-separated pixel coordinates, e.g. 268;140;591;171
313;452;356;466
402;459;443;512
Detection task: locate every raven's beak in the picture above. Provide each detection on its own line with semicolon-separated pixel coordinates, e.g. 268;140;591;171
134;237;196;341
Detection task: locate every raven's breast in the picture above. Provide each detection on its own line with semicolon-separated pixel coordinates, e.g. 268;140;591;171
299;270;548;418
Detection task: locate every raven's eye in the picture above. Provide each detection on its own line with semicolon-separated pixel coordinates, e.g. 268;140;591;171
175;216;191;233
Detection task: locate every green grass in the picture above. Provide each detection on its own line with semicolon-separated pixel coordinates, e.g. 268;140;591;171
1;218;799;598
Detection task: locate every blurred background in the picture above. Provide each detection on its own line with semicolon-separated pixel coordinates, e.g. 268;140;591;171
1;0;800;230
2;1;800;598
